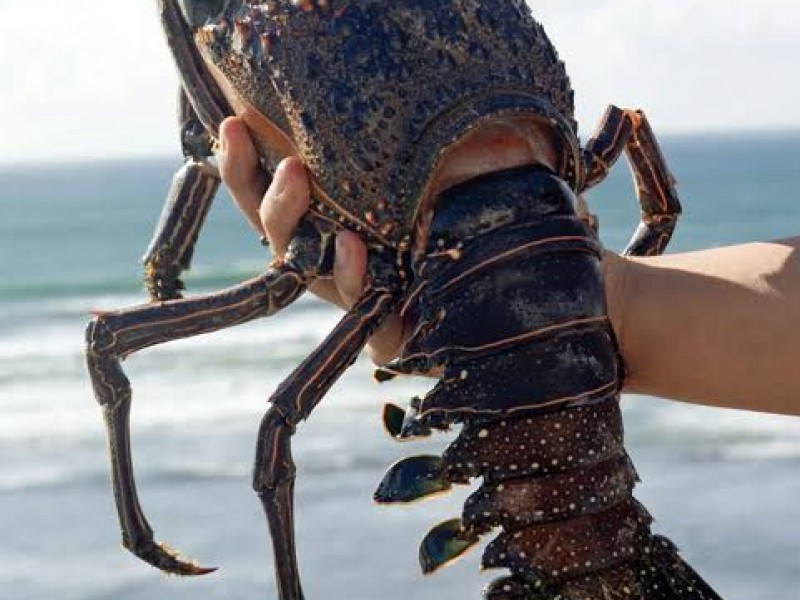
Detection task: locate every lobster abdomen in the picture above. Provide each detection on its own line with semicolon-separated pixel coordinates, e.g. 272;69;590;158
376;166;723;599
403;166;619;426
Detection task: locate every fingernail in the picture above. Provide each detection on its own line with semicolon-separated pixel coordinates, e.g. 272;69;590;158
335;233;351;272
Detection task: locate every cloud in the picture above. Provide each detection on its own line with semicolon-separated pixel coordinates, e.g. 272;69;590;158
536;0;800;135
0;1;177;163
1;0;799;163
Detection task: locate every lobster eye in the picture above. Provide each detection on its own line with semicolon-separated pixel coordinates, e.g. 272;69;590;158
178;0;230;29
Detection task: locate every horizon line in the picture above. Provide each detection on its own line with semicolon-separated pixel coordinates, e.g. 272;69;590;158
2;125;800;170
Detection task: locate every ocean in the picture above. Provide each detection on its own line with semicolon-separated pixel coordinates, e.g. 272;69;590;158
0;133;799;600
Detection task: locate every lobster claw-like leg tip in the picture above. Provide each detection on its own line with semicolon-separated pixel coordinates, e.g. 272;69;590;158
130;540;217;577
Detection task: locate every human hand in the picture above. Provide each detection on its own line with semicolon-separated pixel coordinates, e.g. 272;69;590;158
218;115;585;366
218;117;405;364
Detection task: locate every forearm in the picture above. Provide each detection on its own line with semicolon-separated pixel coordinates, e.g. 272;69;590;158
604;239;800;416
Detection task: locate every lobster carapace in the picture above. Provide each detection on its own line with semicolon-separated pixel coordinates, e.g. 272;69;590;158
85;1;721;599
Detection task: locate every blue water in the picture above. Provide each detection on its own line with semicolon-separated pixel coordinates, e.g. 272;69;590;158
0;134;799;599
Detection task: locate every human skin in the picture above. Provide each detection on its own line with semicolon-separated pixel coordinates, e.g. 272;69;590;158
606;241;800;416
219;117;800;418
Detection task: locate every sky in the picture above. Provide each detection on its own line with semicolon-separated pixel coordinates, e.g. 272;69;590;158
2;0;800;164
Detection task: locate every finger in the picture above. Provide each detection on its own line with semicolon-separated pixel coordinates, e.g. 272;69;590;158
260;157;310;257
333;230;367;308
219;117;270;235
308;279;346;310
333;230;404;364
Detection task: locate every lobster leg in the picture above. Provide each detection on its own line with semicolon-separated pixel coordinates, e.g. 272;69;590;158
86;217;335;575
86;265;309;575
142;90;222;301
582;106;682;256
158;0;233;137
253;287;399;600
144;0;246;300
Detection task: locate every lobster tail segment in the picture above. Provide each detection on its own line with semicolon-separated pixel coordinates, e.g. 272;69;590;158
371;165;724;600
478;535;724;600
480;499;653;583
485;568;645;600
462;452;639;534
483;576;553;600
639;536;724;600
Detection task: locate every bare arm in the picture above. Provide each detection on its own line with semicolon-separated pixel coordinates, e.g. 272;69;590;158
605;241;800;416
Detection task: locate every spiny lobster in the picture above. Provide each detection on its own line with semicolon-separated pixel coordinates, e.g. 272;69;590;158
85;1;723;599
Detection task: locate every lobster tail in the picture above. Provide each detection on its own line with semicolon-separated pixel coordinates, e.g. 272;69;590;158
638;536;724;600
374;165;723;599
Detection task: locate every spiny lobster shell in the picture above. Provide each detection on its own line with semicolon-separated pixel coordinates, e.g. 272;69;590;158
192;0;581;245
